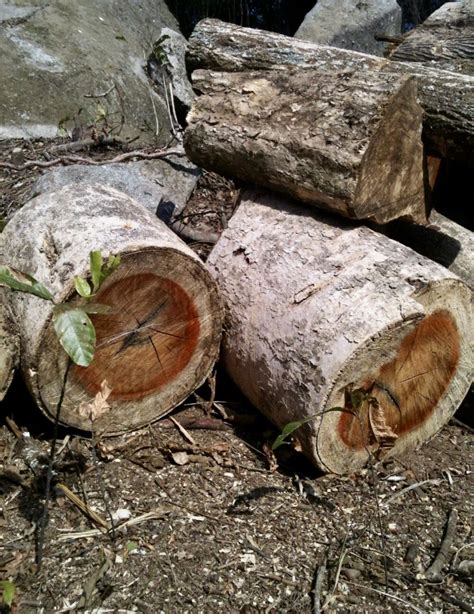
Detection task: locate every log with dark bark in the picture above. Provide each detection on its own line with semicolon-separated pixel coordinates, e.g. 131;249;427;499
185;69;426;224
186;18;474;162
207;190;473;474
1;185;223;433
390;2;474;75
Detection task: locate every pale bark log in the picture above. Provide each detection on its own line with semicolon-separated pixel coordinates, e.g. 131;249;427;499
0;291;18;401
1;185;223;433
187;18;474;161
390;2;474;75
382;210;474;289
207;190;473;474
185;69;426;225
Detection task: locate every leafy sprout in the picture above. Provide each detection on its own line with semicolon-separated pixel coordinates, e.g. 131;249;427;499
0;251;120;367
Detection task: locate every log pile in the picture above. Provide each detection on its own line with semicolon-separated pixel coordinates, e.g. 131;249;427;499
185;16;473;472
0;185;223;433
186;18;474;161
0;8;472;474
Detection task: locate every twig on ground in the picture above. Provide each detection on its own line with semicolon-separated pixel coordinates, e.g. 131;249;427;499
420;508;458;582
47;137;124;154
0;147;185;171
169;415;196;446
450;416;474;434
346;581;426;613
323;532;349;610
56;483;109;531
382;479;442;506
36;359;71;570
84;83;115;98
311;558;327;614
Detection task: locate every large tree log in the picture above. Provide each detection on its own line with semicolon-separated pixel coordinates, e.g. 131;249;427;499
207;190;473;474
1;185;223;433
382;210;474;289
390;2;474;75
0;292;18;401
185;69;426;225
186;18;474;162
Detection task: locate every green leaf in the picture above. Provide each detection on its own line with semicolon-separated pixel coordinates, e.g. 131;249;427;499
272;420;305;450
53;307;96;367
74;276;92;298
0;580;15;607
0;265;53;301
126;541;138;553
90;250;103;293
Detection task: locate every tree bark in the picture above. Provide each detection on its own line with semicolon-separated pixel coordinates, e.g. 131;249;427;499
0;292;18;401
1;185;223;433
207;190;473;474
186;18;474;162
185;69;426;225
381;210;474;289
390;2;474;75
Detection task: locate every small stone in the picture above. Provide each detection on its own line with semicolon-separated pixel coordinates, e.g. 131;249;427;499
342;568;361;581
405;543;419;563
458;560;474;579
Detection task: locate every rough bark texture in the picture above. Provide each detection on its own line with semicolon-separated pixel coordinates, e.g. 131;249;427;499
207;190;473;474
0;290;18;401
382;210;474;288
390;2;474;75
187;18;474;161
1;185;223;433
185;69;426;224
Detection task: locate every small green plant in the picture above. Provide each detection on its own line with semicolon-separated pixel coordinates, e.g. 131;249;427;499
0;250;120;367
271;388;374;451
0;580;15;608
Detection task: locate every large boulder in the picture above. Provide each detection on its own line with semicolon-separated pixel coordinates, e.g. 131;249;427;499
0;0;187;144
295;0;402;56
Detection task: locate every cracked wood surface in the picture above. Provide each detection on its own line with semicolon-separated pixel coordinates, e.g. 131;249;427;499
185;68;426;224
207;190;473;473
187;18;474;161
0;184;223;432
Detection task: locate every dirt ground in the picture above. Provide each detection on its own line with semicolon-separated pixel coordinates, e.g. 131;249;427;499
0;139;473;613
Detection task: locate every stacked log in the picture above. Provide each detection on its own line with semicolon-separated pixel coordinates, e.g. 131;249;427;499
1;185;223;433
186;18;474;161
390;2;474;75
185;68;426;224
207;191;473;473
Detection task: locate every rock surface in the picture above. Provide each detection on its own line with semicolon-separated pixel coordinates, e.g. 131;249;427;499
295;0;402;56
0;0;186;144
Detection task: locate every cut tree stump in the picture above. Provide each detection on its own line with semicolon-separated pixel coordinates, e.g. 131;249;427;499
186;18;474;161
390;2;474;75
0;290;18;401
185;68;426;224
207;190;473;474
1;185;223;433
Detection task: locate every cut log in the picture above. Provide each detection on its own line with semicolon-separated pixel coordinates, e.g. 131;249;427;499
186;18;474;161
207;190;473;474
382;210;474;289
185;69;426;225
0;291;18;401
1;185;223;433
390;2;474;75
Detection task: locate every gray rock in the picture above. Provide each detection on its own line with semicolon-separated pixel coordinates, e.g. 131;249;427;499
148;28;195;115
31;154;200;218
295;0;402;57
0;0;184;143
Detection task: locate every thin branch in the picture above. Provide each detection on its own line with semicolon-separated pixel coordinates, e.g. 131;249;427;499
420;508;458;582
0;147;185;171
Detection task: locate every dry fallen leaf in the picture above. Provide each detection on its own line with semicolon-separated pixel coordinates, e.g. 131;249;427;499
78;379;112;421
368;398;398;456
